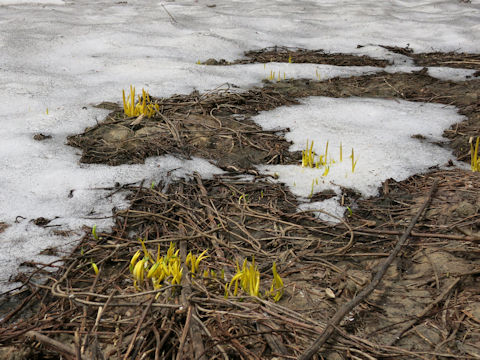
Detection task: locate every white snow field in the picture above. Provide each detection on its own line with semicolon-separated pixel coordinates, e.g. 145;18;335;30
0;0;479;293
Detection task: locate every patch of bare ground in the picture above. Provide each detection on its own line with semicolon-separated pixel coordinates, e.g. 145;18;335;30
202;46;391;67
67;86;298;170
206;45;480;72
378;45;480;70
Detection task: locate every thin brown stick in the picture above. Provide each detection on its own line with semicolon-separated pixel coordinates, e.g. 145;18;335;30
298;179;439;360
176;305;193;360
123;296;155;360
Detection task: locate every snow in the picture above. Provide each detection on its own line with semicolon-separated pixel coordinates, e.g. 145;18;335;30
255;97;465;220
0;0;479;293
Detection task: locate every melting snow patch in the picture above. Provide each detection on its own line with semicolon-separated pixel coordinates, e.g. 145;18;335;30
255;97;465;220
427;67;479;82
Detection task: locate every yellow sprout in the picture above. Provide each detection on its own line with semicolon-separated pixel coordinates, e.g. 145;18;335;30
169;260;183;285
129;250;142;273
91;261;99;275
186;250;209;274
227;257;260;298
302;140;357;175
270;262;284;302
138;238;153;263
92;225;99;240
322;165;330;177
133;258;147;289
166;242;178;260
122;86;159;118
351;148;359;173
470;137;480;172
302;140;315;168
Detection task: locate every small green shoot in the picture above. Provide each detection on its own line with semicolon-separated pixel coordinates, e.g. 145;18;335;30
150;181;155;189
288;55;292;63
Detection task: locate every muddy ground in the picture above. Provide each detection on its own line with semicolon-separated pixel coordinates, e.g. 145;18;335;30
1;48;479;360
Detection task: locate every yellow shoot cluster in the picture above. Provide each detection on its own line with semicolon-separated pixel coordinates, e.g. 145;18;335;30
301;140;331;170
265;70;286;82
302;140;358;174
186;250;209;275
130;241;208;291
225;258;284;302
122;86;159;118
227;257;260;297
470;137;480;172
